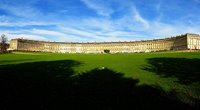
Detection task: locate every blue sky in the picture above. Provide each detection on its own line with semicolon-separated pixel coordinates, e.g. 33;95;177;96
0;0;200;42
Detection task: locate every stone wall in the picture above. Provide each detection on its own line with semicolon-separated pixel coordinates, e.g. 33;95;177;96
9;33;200;53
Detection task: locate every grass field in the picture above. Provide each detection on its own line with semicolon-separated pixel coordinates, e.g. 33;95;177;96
0;52;199;109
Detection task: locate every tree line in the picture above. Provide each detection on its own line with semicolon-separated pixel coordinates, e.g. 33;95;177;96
0;34;9;53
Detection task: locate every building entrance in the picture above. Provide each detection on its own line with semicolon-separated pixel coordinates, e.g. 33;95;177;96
104;50;110;53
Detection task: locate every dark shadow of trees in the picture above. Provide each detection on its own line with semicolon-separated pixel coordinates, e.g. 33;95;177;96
0;60;80;110
0;59;35;64
142;58;200;84
0;60;195;110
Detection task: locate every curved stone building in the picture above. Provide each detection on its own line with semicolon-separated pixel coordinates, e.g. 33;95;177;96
9;33;200;53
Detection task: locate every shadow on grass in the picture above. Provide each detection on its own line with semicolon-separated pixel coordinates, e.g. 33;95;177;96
142;58;200;84
0;60;195;110
0;59;35;64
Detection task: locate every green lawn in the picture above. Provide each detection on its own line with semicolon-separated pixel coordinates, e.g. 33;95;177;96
0;51;199;109
1;52;199;84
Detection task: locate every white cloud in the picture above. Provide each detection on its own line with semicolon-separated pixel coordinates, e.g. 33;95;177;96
81;0;114;17
31;29;66;36
0;21;57;27
59;27;96;37
132;8;150;29
0;15;10;22
57;10;200;42
81;18;114;31
2;18;200;43
9;34;47;41
0;0;42;18
0;31;47;41
0;4;41;18
149;22;200;37
0;29;91;42
0;0;200;43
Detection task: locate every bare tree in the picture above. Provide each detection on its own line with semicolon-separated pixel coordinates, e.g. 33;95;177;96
0;34;8;53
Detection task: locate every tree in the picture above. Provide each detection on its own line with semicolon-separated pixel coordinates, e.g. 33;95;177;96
0;34;8;53
104;49;110;53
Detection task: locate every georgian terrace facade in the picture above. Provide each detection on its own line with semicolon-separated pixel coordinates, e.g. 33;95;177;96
8;33;200;53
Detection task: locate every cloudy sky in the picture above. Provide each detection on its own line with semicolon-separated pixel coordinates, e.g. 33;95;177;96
0;0;200;42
